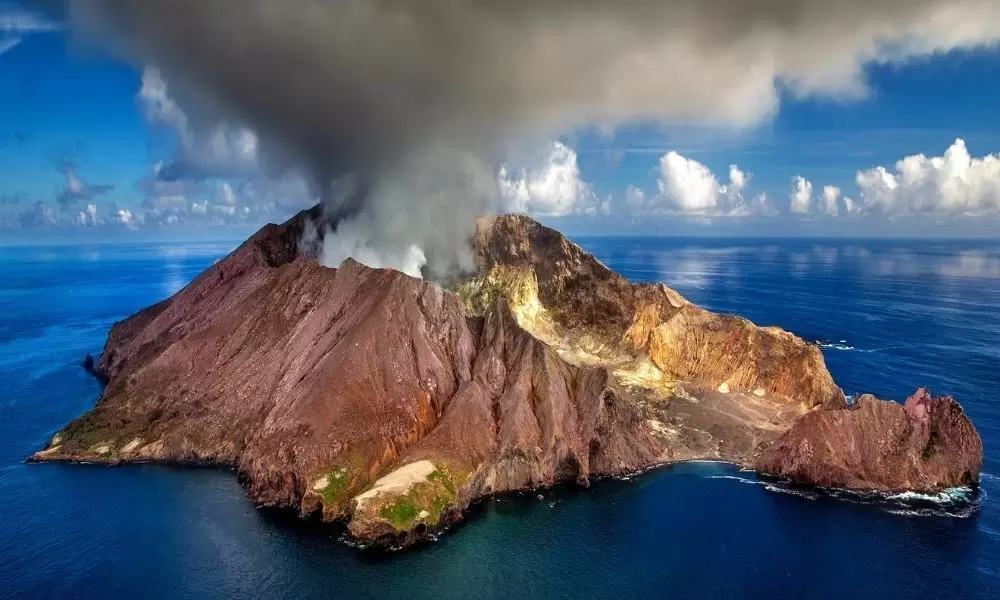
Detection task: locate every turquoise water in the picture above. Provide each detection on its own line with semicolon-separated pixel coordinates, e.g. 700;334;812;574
0;238;998;599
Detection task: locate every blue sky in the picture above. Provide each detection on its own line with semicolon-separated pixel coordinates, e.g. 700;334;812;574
0;30;146;203
3;2;1000;240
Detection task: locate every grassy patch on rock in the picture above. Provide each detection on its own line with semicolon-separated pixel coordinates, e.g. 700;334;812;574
316;467;352;505
313;453;367;513
57;410;124;455
373;465;467;531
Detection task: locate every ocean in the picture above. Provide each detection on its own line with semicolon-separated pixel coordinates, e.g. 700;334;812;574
0;237;998;599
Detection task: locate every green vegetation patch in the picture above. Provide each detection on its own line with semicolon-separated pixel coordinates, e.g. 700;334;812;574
317;467;352;505
58;410;122;454
374;465;467;532
315;452;367;511
378;497;421;528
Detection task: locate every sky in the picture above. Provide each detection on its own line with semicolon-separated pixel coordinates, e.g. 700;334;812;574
2;1;1000;244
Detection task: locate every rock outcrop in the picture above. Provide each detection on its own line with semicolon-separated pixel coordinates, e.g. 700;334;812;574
756;388;983;492
31;209;982;547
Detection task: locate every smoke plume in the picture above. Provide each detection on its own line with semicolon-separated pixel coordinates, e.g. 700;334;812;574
69;0;1000;275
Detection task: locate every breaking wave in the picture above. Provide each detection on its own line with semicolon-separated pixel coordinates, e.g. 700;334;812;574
885;488;973;503
813;339;908;354
707;475;823;500
818;341;855;351
815;341;883;353
707;473;981;518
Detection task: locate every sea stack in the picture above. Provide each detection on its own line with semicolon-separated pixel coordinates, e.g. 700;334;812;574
33;208;982;548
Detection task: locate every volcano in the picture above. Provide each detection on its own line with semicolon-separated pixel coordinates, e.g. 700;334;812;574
32;208;983;547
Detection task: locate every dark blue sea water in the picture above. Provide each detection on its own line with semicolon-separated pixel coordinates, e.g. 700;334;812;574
1;238;999;599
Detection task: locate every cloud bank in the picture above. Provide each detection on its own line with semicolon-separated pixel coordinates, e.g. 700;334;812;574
67;0;1000;272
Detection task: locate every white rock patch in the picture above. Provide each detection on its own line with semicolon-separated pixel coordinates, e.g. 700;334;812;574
34;445;62;458
120;438;143;453
353;460;437;508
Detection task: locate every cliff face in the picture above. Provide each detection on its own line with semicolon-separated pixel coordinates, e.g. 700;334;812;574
31;209;982;547
469;215;845;410
756;389;983;492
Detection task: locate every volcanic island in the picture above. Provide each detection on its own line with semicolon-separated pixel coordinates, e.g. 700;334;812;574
32;208;984;548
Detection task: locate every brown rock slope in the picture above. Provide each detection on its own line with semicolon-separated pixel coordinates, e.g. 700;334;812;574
30;210;980;547
756;388;983;492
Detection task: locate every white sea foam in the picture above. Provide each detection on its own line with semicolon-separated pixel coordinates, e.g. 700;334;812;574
886;487;972;504
883;505;980;519
706;475;755;483
708;474;820;499
819;342;855;351
707;474;979;516
763;484;819;500
814;338;899;353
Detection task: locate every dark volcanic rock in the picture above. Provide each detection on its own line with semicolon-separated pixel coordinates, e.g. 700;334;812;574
755;388;983;492
31;208;981;547
81;353;97;374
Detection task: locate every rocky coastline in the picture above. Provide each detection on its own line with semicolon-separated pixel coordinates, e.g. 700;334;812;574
31;208;983;548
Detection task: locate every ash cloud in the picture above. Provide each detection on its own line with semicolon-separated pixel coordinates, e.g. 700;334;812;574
69;0;1000;275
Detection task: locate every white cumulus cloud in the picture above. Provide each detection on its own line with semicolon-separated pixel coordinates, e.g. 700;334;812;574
658;152;718;213
217;182;237;207
752;192;779;217
856;139;1000;214
790;176;813;214
498;142;592;216
625;185;645;215
116;208;135;228
651;152;750;216
725;165;748;201
822;185;841;216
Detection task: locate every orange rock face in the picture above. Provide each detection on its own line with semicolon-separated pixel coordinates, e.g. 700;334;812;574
472;214;845;410
32;209;981;547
